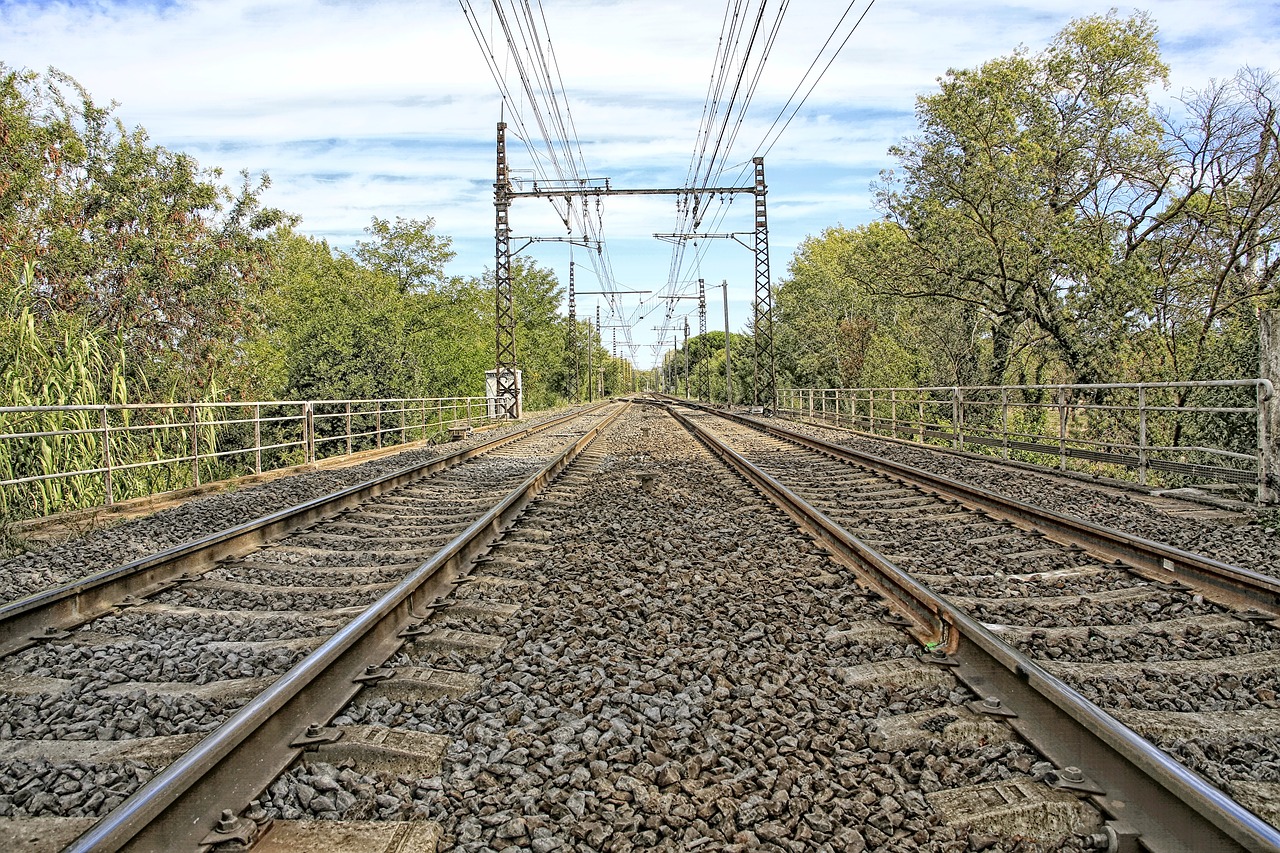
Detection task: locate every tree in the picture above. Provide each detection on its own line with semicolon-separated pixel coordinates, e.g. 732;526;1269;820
1133;68;1280;383
352;215;455;294
0;64;292;402
775;223;981;389
256;231;416;400
875;12;1169;384
404;275;491;397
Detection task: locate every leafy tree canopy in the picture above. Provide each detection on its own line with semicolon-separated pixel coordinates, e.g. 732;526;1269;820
352;215;455;294
776;12;1279;392
1;64;293;402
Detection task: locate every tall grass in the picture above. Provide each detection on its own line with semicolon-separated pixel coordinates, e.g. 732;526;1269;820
0;261;239;519
1;262;129;516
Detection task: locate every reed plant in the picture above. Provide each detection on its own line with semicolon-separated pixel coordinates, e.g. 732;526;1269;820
0;261;217;518
1;262;125;516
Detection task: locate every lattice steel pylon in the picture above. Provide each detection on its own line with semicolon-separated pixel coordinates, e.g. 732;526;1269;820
567;261;578;403
693;278;710;402
493;122;520;418
751;157;776;411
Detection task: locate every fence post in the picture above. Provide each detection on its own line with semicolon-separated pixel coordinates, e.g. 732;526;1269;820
868;389;875;433
890;390;897;438
400;400;407;445
304;402;315;464
188;404;200;487
101;407;113;506
254;404;262;475
1261;310;1279;504
1001;389;1010;460
951;388;962;449
345;403;352;455
375;402;382;449
1137;386;1149;486
917;396;924;443
1057;387;1068;471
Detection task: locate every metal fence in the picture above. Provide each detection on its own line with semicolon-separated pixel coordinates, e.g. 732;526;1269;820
779;380;1276;499
0;396;493;520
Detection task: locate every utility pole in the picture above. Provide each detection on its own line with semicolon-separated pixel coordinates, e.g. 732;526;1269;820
691;278;710;402
596;304;602;399
492;123;520;419
752;157;776;413
722;280;733;407
567;261;578;403
699;279;708;338
683;319;690;400
586;311;594;403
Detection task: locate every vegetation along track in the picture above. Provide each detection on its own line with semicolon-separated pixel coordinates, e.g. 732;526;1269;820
0;402;621;851
666;399;1280;852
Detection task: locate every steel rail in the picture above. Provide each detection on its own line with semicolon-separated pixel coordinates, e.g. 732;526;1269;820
0;403;611;659
65;400;630;852
694;401;1280;619
665;402;1280;853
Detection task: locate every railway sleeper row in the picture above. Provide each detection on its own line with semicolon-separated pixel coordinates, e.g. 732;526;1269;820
0;401;1273;850
0;405;622;851
665;401;1280;851
208;404;1123;852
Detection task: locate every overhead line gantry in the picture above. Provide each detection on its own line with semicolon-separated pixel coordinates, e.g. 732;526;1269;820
492;122;775;418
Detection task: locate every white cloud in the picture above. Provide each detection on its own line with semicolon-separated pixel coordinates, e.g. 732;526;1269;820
3;0;1278;363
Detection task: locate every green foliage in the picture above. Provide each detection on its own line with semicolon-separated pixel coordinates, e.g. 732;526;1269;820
256;232;411;399
775;223;954;389
256;233;580;409
664;330;752;403
1;261;125;515
353;215;455;293
777;13;1279;395
0;64;294;402
0;67;606;521
873;11;1170;384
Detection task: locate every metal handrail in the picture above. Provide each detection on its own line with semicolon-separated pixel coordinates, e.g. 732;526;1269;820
63;401;627;852
0;395;495;519
778;379;1276;498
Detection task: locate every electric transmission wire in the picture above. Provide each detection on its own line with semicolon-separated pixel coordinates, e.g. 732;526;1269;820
661;0;877;326
464;0;878;371
754;0;876;161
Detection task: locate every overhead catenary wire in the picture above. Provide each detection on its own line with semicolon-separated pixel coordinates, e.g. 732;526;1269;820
659;0;877;356
754;0;876;161
462;0;878;372
461;0;635;357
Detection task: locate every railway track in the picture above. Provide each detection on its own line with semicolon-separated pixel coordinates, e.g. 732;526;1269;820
664;399;1280;852
0;402;622;851
0;400;1275;851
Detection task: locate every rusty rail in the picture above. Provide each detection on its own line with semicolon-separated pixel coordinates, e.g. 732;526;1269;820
0;404;610;659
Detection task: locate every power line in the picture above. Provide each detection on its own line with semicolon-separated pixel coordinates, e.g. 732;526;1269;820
755;0;877;160
465;0;879;371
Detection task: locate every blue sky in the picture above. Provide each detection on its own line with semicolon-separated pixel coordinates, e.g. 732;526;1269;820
3;0;1279;367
